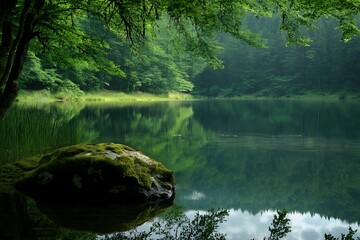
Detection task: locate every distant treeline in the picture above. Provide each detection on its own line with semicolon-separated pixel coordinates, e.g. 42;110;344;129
20;16;360;97
194;16;360;97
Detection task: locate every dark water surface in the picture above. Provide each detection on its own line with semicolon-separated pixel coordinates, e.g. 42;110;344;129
1;99;360;239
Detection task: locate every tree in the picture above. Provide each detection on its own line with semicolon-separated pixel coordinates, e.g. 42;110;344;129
1;0;359;115
194;15;360;97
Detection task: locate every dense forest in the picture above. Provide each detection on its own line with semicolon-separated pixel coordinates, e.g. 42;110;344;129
18;15;360;97
1;1;359;113
195;16;360;97
19;17;200;94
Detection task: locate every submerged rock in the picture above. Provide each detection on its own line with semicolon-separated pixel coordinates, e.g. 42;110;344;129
16;143;175;204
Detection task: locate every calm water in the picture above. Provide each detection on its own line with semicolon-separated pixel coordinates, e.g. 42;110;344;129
1;99;360;239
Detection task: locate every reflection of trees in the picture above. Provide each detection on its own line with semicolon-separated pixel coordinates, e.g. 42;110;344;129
79;102;214;173
37;201;172;233
109;209;360;240
2;100;360;230
0;192;96;240
67;101;360;223
193;100;360;139
0;190;358;240
74;102;217;205
181;100;360;222
174;137;360;222
102;207;229;240
121;104;212;173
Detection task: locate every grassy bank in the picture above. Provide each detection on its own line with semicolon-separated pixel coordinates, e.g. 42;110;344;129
16;90;194;104
16;90;360;104
221;92;360;102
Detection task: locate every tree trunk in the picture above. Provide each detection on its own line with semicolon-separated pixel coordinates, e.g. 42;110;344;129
0;0;45;117
0;0;19;27
0;21;13;85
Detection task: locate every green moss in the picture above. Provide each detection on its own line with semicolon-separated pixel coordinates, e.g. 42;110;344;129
40;143;167;189
1;143;174;199
0;157;39;193
18;143;173;191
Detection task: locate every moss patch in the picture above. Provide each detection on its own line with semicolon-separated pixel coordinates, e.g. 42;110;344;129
33;143;173;189
0;157;39;193
13;143;175;203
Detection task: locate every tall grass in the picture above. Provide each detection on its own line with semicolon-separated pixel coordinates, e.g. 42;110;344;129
0;104;95;164
17;90;193;104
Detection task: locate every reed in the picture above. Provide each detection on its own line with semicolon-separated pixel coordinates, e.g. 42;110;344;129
17;90;193;104
0;105;93;164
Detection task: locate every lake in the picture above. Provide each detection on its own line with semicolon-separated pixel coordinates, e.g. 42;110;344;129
1;99;360;239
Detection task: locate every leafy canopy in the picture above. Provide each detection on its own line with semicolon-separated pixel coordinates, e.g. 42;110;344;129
32;0;360;65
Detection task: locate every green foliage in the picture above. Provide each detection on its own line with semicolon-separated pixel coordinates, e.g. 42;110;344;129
116;39;194;93
152;208;228;240
103;209;357;240
324;227;360;240
24;16;196;94
268;210;291;240
1;0;360;117
248;210;291;240
19;51;80;93
0;104;97;163
11;0;360;96
19;51;52;90
194;16;360;97
103;207;229;240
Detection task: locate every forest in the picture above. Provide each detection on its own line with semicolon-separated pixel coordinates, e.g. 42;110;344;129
18;16;360;97
1;1;360;240
1;0;359;106
195;16;360;97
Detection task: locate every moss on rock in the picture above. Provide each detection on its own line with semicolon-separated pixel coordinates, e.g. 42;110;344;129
0;157;39;193
15;143;175;204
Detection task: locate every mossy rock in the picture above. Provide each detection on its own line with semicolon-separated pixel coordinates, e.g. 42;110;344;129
16;143;175;204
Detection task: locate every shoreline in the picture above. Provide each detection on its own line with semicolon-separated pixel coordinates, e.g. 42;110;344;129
16;90;360;104
16;90;194;104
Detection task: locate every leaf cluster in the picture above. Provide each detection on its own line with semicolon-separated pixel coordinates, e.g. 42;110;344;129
325;227;360;240
26;0;360;69
103;207;229;240
267;210;291;240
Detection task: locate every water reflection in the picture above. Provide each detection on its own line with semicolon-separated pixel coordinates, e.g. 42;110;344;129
38;201;172;233
0;192;34;240
171;132;360;223
0;190;172;239
216;209;360;240
1;99;360;239
112;209;360;240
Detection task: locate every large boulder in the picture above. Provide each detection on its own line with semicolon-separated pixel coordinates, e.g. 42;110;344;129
16;143;175;204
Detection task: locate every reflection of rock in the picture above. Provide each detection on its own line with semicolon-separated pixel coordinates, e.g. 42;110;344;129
16;143;175;204
0;192;34;240
184;191;205;201
37;200;172;233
